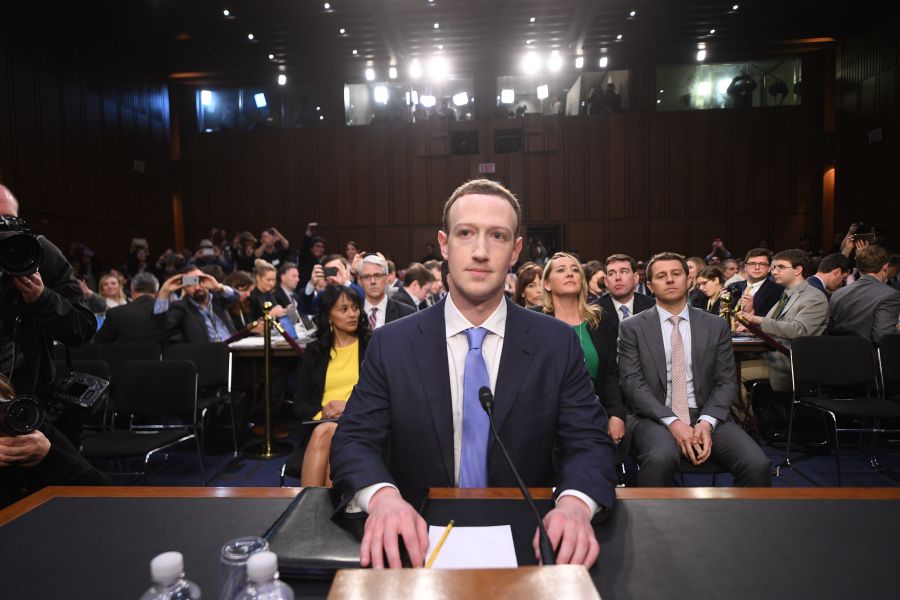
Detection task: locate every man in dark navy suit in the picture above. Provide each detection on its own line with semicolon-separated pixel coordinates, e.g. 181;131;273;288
330;179;617;570
729;248;784;319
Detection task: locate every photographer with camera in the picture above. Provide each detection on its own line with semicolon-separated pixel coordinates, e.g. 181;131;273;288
0;375;109;508
0;185;96;405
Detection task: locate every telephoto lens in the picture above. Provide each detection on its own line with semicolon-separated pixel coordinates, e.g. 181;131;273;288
0;395;46;435
0;216;43;277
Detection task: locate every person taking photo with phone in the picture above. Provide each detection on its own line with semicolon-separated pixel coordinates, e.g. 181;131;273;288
153;267;239;343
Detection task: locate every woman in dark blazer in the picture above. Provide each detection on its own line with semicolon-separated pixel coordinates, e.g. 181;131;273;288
692;266;727;315
295;284;370;487
248;259;289;321
533;252;626;444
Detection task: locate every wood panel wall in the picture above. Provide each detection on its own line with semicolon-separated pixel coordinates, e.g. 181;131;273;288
0;34;173;268
835;16;900;235
181;103;821;267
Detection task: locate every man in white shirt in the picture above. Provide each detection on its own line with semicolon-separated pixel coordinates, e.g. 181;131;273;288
358;254;415;329
598;254;655;321
330;179;617;570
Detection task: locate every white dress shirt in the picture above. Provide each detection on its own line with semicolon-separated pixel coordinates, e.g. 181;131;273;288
351;293;599;515
656;305;718;430
611;296;635;321
746;279;765;296
363;295;389;330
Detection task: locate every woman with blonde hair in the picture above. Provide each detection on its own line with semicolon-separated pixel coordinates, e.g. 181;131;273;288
536;252;626;443
98;272;128;309
248;259;288;321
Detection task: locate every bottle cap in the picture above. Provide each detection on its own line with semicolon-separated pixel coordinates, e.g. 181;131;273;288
246;551;279;583
150;552;184;585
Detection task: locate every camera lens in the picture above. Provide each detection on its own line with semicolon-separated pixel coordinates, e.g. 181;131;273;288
0;231;43;276
0;396;45;435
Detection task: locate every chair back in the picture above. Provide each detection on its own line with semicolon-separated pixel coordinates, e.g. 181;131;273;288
55;342;103;362
100;342;161;385
790;336;876;389
877;334;900;397
113;360;197;418
53;359;111;381
162;342;231;389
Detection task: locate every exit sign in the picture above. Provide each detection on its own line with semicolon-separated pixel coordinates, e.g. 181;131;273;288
478;162;496;174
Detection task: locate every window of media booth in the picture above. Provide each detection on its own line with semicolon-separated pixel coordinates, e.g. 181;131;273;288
495;70;629;118
343;78;474;126
655;58;802;111
195;85;328;132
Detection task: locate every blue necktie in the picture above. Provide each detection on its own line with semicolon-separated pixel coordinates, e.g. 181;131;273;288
619;305;630;320
460;327;490;488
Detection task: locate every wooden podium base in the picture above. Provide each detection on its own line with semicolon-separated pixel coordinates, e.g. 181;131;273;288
327;564;600;599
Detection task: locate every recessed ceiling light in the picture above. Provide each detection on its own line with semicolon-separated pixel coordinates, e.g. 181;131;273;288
433;22;440;29
529;17;535;23
365;68;375;81
436;44;444;50
526;39;534;45
709;28;716;34
616;34;623;40
657;99;661;104
339;28;346;34
323;2;331;9
352;49;358;55
277;74;287;85
223;9;230;17
389;67;398;79
629;10;636;17
268;54;274;60
696;49;707;61
319;115;324;121
732;4;739;10
248;33;255;40
599;56;608;68
575;56;584;69
659;89;664;93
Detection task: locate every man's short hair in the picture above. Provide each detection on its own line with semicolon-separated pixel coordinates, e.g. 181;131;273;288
817;253;850;274
604;253;637;272
698;266;725;284
646;252;689;279
324;254;350;269
856;245;890;275
745;247;773;263
311;236;326;247
442;179;522;237
278;262;299;276
403;263;436;287
422;259;442;272
358;254;388;275
386;259;397;274
773;249;812;277
130;272;159;294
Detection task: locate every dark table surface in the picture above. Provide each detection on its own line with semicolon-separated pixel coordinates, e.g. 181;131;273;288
3;487;900;600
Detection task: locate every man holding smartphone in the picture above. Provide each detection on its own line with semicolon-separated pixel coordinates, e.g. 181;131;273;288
300;255;364;314
153;267;239;343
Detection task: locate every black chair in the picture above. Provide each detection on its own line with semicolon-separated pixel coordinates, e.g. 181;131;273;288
877;334;900;402
79;360;204;484
163;342;239;456
54;341;103;362
785;336;900;485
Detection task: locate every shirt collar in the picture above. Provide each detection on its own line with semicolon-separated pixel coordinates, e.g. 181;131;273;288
611;295;633;310
364;294;389;313
444;293;507;340
657;303;690;326
187;297;212;313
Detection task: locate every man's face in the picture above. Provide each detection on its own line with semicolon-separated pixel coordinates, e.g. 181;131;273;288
823;269;847;292
324;258;349;286
311;241;325;258
647;260;688;304
183;270;208;304
722;261;739;279
281;267;299;291
359;262;387;300
772;260;801;287
260;230;274;246
409;280;434;302
430;268;443;295
744;255;771;283
437;193;522;310
605;260;639;301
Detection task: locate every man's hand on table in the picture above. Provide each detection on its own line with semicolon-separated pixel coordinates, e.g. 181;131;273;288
534;495;599;568
361;487;429;569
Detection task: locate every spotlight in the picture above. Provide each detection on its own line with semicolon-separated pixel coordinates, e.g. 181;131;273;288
452;92;469;106
319;115;324;121
433;22;440;29
599;56;608;68
277;74;287;85
732;4;739;10
547;50;562;73
536;85;549;100
365;68;375;81
709;28;716;35
268;54;275;60
254;93;267;108
339;28;346;34
409;58;423;79
200;90;212;106
696;81;712;97
716;78;731;95
427;56;448;81
521;51;540;75
529;17;535;23
374;86;389;104
696;49;707;62
616;34;623;41
352;49;358;55
323;2;331;9
247;33;254;40
500;89;514;104
629;10;636;17
223;9;230;17
389;66;398;79
575;56;584;69
421;95;436;108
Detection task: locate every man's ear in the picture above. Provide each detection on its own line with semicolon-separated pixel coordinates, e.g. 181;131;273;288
438;230;449;261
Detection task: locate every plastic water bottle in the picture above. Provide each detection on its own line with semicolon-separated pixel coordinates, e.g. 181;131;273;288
139;551;202;600
234;552;294;600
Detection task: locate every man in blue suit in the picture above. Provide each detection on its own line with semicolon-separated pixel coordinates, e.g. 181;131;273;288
330;179;617;570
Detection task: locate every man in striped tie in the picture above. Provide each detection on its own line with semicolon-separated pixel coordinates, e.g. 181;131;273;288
618;252;771;487
330;179;617;569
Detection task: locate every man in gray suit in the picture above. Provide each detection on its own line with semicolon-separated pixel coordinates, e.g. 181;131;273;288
738;249;829;392
619;252;771;487
830;245;900;345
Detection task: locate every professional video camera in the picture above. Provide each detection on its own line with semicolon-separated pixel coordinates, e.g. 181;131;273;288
0;394;44;436
0;215;43;276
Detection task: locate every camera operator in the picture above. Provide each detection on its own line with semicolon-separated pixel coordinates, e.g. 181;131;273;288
0;376;110;508
0;185;96;410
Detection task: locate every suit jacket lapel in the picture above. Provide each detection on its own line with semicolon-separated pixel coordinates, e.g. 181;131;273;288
689;309;707;402
411;307;455;485
638;307;667;390
491;301;538;435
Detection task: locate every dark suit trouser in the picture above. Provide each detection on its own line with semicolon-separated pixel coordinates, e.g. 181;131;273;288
631;410;772;487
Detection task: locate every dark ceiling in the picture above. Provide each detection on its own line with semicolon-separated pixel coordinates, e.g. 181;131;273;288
5;0;888;87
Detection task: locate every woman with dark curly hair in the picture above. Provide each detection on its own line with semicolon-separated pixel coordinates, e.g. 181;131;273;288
295;284;370;486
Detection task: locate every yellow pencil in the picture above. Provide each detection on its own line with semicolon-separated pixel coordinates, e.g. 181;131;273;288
425;520;455;568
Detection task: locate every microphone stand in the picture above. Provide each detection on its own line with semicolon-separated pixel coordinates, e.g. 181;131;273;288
479;387;556;566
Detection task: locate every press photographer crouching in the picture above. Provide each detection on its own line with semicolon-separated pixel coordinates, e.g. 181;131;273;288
0;185;97;443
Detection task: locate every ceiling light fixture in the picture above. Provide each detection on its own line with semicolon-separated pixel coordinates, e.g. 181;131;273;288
732;4;739;10
709;28;716;34
409;58;423;79
268;53;274;60
629;10;636;17
339;28;346;34
277;74;287;85
247;33;254;40
223;9;230;17
323;3;331;10
427;56;449;80
352;48;358;55
599;56;608;68
365;68;375;81
696;49;707;62
433;22;440;29
616;34;623;41
389;66;398;79
547;50;562;72
521;51;540;75
575;56;584;69
529;17;535;23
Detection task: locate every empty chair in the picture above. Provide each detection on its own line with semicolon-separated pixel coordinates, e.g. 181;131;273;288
54;341;103;362
785;336;900;485
80;359;204;484
877;334;900;402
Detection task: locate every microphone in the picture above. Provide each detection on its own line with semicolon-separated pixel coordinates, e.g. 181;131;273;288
478;386;556;566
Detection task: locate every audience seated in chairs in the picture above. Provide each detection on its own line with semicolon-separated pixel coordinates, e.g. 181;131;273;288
692;266;726;314
829;245;900;344
358;255;415;330
248;259;289;322
618;252;771;487
512;262;543;308
154;267;239;343
730;248;784;322
301;254;364;315
294;285;370;487
534;252;626;444
391;263;435;312
807;253;850;299
98;272;128;309
274;262;301;312
222;270;256;330
95;273;171;347
599;254;655;322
